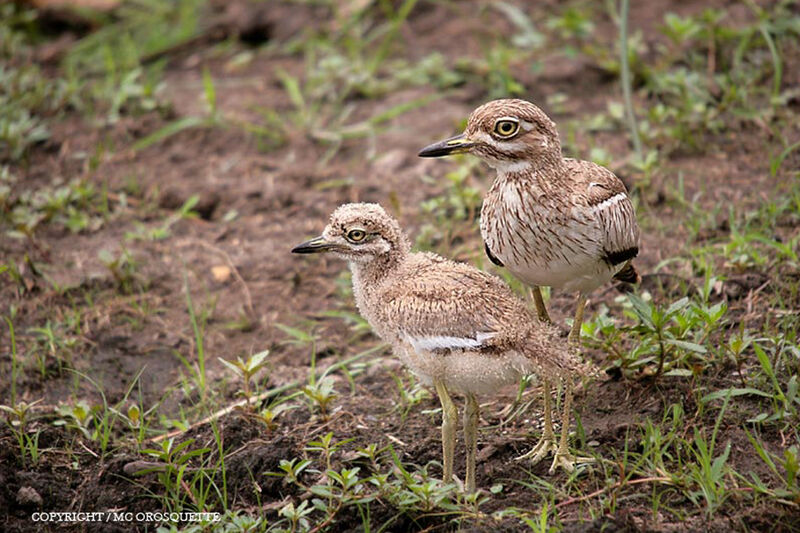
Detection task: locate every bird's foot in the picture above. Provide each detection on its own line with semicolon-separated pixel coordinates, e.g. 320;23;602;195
549;449;576;474
515;433;557;465
548;448;594;474
442;473;462;492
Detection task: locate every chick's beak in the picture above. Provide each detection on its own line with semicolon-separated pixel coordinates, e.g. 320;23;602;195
417;133;475;158
291;236;335;254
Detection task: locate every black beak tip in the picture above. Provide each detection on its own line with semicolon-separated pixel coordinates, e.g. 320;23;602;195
291;243;315;254
418;144;446;158
292;237;330;254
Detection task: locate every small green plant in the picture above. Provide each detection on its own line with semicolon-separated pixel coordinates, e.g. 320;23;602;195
278;500;314;532
258;399;297;432
218;350;270;405
0;399;43;467
28;320;78;378
390;372;431;421
54;400;96;439
98;247;140;293
125;195;199;241
139;437;213;512
620;293;724;379
302;375;337;419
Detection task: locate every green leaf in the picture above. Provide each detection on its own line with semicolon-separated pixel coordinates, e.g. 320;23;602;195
276;69;305;111
218;357;244;376
665;297;690;317
274;323;315;343
249;350;270;369
131;116;208;152
701;387;773;403
202;66;216;115
627;293;655;328
665;339;707;353
127;404;140;424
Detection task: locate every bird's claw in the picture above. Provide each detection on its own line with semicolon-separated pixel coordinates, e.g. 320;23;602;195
515;433;557;464
548;449;594;474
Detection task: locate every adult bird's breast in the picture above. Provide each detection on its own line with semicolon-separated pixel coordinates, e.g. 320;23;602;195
480;184;602;289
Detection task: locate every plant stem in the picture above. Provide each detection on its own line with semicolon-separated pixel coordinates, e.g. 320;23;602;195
5;316;17;406
619;0;643;161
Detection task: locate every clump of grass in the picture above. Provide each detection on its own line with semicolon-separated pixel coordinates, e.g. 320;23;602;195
173;269;214;404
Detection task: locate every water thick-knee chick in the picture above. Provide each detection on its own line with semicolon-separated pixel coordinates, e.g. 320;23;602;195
419;98;641;342
292;202;590;493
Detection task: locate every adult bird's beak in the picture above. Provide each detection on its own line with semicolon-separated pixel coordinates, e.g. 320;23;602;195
291;236;334;254
418;133;475;158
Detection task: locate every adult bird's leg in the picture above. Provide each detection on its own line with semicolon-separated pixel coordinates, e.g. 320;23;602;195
463;393;479;493
530;286;551;323
516;377;557;463
435;379;457;485
568;294;587;344
549;378;577;473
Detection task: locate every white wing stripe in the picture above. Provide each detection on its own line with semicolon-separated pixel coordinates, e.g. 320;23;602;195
406;332;495;352
590;192;626;213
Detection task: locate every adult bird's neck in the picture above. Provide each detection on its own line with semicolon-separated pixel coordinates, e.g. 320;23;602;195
493;152;568;192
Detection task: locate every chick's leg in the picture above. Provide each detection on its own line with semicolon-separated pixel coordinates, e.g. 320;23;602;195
435;379;457;484
463;393;479;493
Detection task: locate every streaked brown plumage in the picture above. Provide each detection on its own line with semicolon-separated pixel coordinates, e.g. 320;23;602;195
292;202;587;492
419;99;641;342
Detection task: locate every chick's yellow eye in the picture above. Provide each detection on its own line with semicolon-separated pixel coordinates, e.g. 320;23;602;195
347;229;367;242
494;120;519;138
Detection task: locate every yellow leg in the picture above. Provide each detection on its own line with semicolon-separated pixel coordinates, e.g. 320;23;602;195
549;379;577;473
531;286;551;323
463;394;479;493
516;378;557;463
568;294;587;344
435;379;457;485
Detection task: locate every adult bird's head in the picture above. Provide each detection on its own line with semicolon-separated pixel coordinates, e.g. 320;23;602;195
291;203;410;264
418;99;562;172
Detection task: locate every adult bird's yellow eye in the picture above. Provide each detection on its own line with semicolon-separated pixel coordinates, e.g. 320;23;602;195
347;229;367;242
493;119;519;138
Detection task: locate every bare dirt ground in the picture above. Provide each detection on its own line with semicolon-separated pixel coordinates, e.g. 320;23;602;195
1;0;799;531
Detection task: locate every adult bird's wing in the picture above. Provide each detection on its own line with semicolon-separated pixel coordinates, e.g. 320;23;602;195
581;163;640;267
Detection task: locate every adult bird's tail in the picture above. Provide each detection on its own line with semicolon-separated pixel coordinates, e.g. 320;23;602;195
613;261;640;284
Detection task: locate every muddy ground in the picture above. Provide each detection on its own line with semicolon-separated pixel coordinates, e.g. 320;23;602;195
1;0;799;531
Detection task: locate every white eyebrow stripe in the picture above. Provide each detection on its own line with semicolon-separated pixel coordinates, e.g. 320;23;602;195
478;133;525;151
405;332;496;352
520;120;535;131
